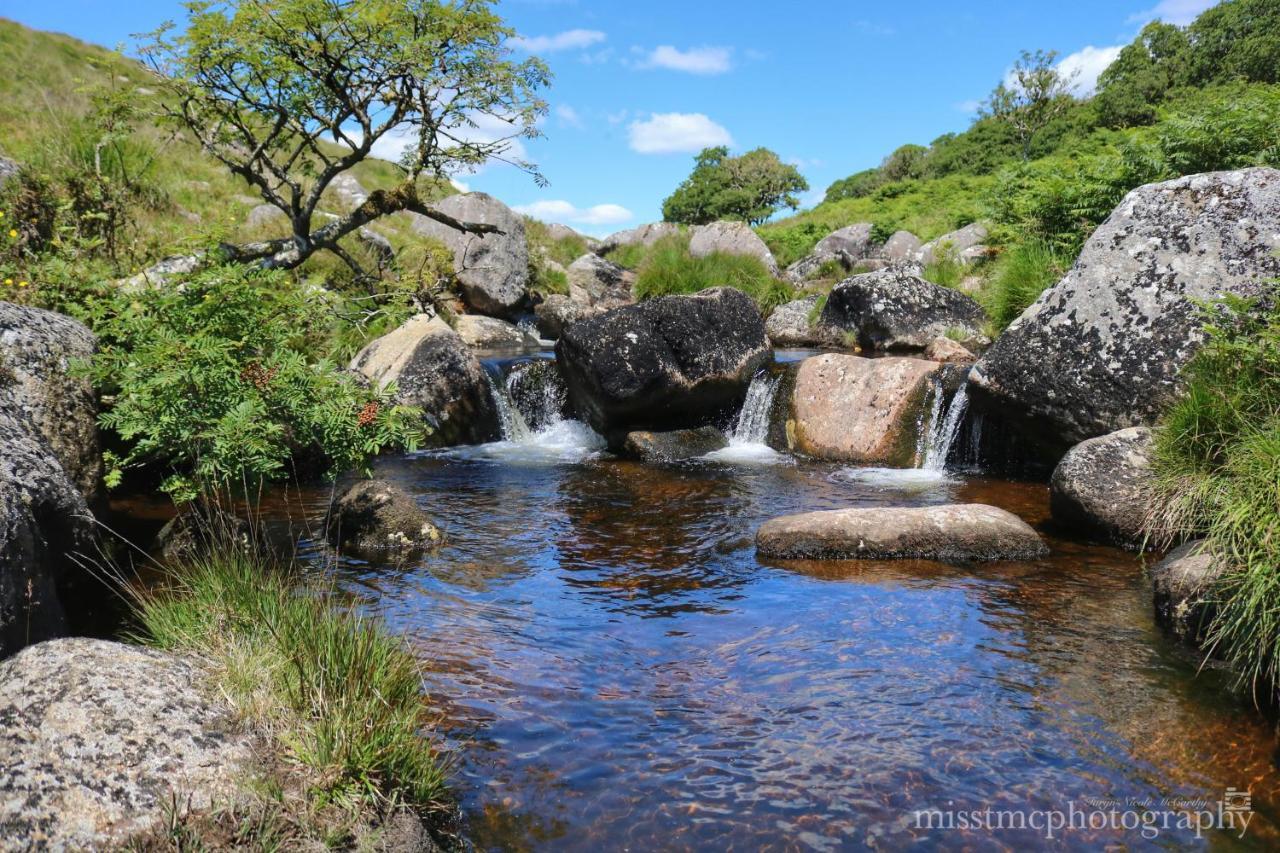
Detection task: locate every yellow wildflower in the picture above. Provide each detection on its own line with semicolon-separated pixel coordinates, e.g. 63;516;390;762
18;281;27;288
7;230;15;238
3;279;10;285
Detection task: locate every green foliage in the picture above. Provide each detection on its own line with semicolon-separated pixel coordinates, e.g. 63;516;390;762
1094;22;1192;127
823;168;884;203
523;217;588;268
982;49;1078;161
662;146;808;226
881;144;928;181
603;241;651;271
979;239;1070;330
1185;0;1280;87
923;243;965;288
86;265;423;500
633;234;794;312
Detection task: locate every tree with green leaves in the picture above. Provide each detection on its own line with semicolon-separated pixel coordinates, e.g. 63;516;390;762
139;0;549;277
1093;22;1192;127
982;49;1078;160
662;146;809;226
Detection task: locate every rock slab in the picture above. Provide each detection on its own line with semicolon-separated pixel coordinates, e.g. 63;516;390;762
412;192;530;319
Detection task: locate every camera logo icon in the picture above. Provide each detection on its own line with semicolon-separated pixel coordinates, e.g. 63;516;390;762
1223;788;1252;812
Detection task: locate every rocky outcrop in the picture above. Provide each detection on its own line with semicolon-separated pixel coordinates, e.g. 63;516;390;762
326;479;442;552
595;222;679;255
1151;541;1222;646
507;359;570;432
452;314;539;349
916;222;988;266
1050;427;1154;550
924;336;976;364
784;354;940;464
411;192;530;319
535;295;595;340
619;426;728;462
567;254;634;308
883;230;922;262
688;221;779;273
0;302;103;503
819;265;987;352
814;222;876;260
970;169;1280;456
756;504;1046;561
329;172;369;209
555;287;771;435
117;253;204;291
350;314;498;446
0;637;253;848
765;296;843;348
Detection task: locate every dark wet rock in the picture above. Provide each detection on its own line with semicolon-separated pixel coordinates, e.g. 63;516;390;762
350;314;499;446
0;637;252;848
535;294;598;340
556;287;771;434
452;314;539;349
507;360;570;432
1050;427;1154;550
326;479;442;552
688;221;779;273
820;265;987;352
152;503;257;563
1151;541;1223;646
924;336;976;364
411;192;530;319
757;504;1047;562
0;302;103;503
765;296;843;348
970;169;1280;456
618;426;728;462
916;222;988;266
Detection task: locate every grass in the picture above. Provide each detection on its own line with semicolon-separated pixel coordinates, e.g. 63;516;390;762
979;239;1070;330
923;242;965;289
126;547;452;845
523;216;589;269
632;233;794;313
603;241;650;271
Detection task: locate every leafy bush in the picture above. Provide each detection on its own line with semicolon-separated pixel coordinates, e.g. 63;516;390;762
661;146;808;226
87;265;423;500
633;234;793;312
923;243;965;288
603;241;650;271
980;239;1070;330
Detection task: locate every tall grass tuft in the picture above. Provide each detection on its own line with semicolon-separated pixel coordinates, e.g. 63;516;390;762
923;242;965;289
980;239;1070;330
633;234;794;313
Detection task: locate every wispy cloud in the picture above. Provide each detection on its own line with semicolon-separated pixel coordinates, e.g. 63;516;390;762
628;112;733;154
509;29;606;53
954;99;983;114
513;199;633;226
638;45;733;74
1128;0;1219;26
1057;45;1124;95
554;105;583;129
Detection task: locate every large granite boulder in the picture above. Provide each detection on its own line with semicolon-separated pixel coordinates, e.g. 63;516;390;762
820;265;987;352
882;230;923;262
1050;427;1154;550
757;504;1046;562
595;222;680;255
349;314;498;446
555;287;771;435
535;294;597;340
452;314;539;349
783;353;940;465
325;479;442;553
0;302;103;503
567;254;634;308
1151;541;1223;646
688;221;779;273
765;296;843;348
814;222;876;259
0;638;253;848
970;169;1280;456
916;222;988;266
411;192;530;319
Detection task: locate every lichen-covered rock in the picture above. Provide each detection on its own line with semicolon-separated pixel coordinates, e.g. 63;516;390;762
820;265;987;352
555;287;771;435
619;426;728;462
916;222;988;266
882;230;922;262
329;172;369;209
117;253;205;291
452;314;539;349
0;156;19;190
757;504;1046;561
411;192;530;319
765;296;843;348
567;254;634;308
506;359;570;432
245;203;286;231
326;479;442;552
0;302;103;503
970;169;1280;455
595;222;679;255
815;222;875;259
1151;541;1222;646
350;314;499;446
535;294;598;340
785;354;941;464
924;336;976;364
688;221;779;273
1050;427;1154;550
0;637;252;848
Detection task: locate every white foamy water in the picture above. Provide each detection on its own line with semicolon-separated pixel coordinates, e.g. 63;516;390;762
430;419;606;465
703;371;785;465
830;466;954;491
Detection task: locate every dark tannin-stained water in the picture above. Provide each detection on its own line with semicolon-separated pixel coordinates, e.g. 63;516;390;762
274;359;1280;851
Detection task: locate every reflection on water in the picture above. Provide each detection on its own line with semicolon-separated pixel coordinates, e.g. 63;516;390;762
285;438;1279;851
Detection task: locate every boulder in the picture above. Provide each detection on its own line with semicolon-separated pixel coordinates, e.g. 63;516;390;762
970;169;1280;455
567;254;634;307
153;504;257;563
117;253;204;291
916;222;988;266
1151;541;1223;646
882;230;922;262
555;287;771;435
784;354;941;464
349;314;498;446
0;156;19;190
785;252;848;283
358;227;395;267
619;426;728;462
1050;427;1155;550
507;360;570;432
411;192;530;319
545;222;586;243
820;265;988;352
244;203;286;231
0;638;253;848
452;314;539;349
326;479;442;552
535;294;597;340
765;296;843;348
595;222;679;255
924;336;976;364
688;221;779;273
756;504;1047;561
0;302;103;503
329;172;369;209
813;222;875;259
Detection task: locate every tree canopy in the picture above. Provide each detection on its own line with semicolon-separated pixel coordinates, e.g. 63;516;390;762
981;49;1078;160
661;147;809;226
140;0;549;276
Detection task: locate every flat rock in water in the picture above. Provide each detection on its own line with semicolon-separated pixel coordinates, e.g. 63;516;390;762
1151;540;1222;646
619;426;728;462
756;504;1047;561
452;314;539;349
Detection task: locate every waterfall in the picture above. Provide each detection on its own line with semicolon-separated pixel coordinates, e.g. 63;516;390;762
482;369;531;442
919;378;970;471
730;371;780;444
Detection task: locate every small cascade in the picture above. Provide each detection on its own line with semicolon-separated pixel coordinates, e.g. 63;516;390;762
730;371;781;444
482;368;531;442
916;376;971;471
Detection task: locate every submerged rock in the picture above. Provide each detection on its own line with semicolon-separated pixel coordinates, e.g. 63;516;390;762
1050;427;1155;550
619;426;728;462
756;504;1046;561
0;637;252;848
555;287;771;434
784;353;940;465
350;314;499;446
820;265;987;352
326;479;442;553
970;168;1280;456
688;221;779;273
452;314;539;349
1151;540;1222;646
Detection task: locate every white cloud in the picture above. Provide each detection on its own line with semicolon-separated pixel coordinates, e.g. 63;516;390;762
513;200;633;226
954;99;983;114
1056;45;1124;95
555;104;583;128
639;45;733;74
510;29;606;53
450;178;471;193
1129;0;1219;25
628;112;733;154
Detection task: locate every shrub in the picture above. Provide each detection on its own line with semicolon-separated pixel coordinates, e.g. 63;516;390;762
633;234;793;312
923;242;965;288
980;239;1070;330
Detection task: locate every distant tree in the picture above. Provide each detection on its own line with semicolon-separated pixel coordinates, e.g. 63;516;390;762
880;144;928;181
1094;22;1192;127
662;147;809;226
982;49;1078;160
140;0;549;276
1186;0;1280;86
823;167;884;203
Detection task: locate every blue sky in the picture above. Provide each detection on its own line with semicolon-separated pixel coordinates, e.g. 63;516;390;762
1;0;1220;235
